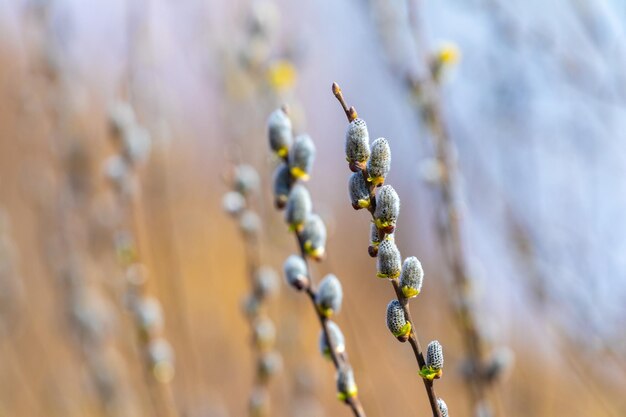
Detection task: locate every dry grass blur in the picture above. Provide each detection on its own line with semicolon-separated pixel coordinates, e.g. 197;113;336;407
0;1;624;417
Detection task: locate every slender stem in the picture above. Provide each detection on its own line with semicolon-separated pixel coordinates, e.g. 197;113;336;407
276;97;367;416
346;396;368;417
233;195;278;414
305;288;341;369
332;83;358;122
293;230;366;417
333;83;442;417
127;181;180;417
391;280;441;416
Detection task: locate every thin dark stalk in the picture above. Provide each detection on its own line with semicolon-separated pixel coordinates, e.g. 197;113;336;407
271;111;367;417
294;231;366;417
241;235;272;391
333;83;442;417
391;280;440;415
227;180;281;415
126;186;181;417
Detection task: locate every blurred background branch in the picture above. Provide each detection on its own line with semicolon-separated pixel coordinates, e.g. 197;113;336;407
0;0;624;416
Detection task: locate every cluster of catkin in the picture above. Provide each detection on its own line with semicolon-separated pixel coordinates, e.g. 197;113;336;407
266;108;366;417
105;103;177;399
222;165;283;417
368;3;514;413
333;83;449;417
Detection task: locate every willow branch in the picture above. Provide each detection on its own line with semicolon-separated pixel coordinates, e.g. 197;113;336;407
226;180;281;417
294;230;366;417
333;83;442;417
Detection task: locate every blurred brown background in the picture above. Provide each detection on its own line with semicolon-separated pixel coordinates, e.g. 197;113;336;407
0;0;625;416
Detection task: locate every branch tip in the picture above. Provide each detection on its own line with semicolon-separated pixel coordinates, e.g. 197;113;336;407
331;82;354;123
332;82;342;96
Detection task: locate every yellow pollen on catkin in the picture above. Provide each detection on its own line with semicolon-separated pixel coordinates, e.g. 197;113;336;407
376;270;400;279
419;366;443;381
288;222;304;233
367;175;385;187
374;218;393;230
437;43;460;65
357;199;370;209
267;59;296;92
393;321;411;338
290;166;309;181
337;387;358;401
402;286;420;298
318;305;333;318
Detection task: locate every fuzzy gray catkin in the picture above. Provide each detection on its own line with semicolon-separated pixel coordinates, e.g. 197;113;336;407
104;154;129;190
254;267;279;299
348;172;370;210
242;294;261;319
147;337;175;383
285;184;312;231
386;299;411;341
70;291;114;345
108;101;135;137
374;185;400;233
426;340;444;370
345;118;370;172
136;296;164;339
124;263;147;310
147;337;174;365
366;137;391;186
484;347;514;383
222;191;246;216
288;134;315;181
240;210;262;237
376;238;402;279
368;223;382;257
399;256;424;298
267;108;293;157
437;398;449;417
300;213;326;260
249;387;270;417
319;320;346;359
336;365;358;401
273;164;293;209
122;124;151;165
234;164;261;196
315;274;343;317
282;255;309;290
253;317;276;350
258;351;283;380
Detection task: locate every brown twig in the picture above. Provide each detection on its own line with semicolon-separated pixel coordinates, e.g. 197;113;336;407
106;112;180;417
272;142;367;417
332;83;359;123
390;280;441;415
295;234;367;417
125;174;181;417
225;168;282;416
333;83;442;417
